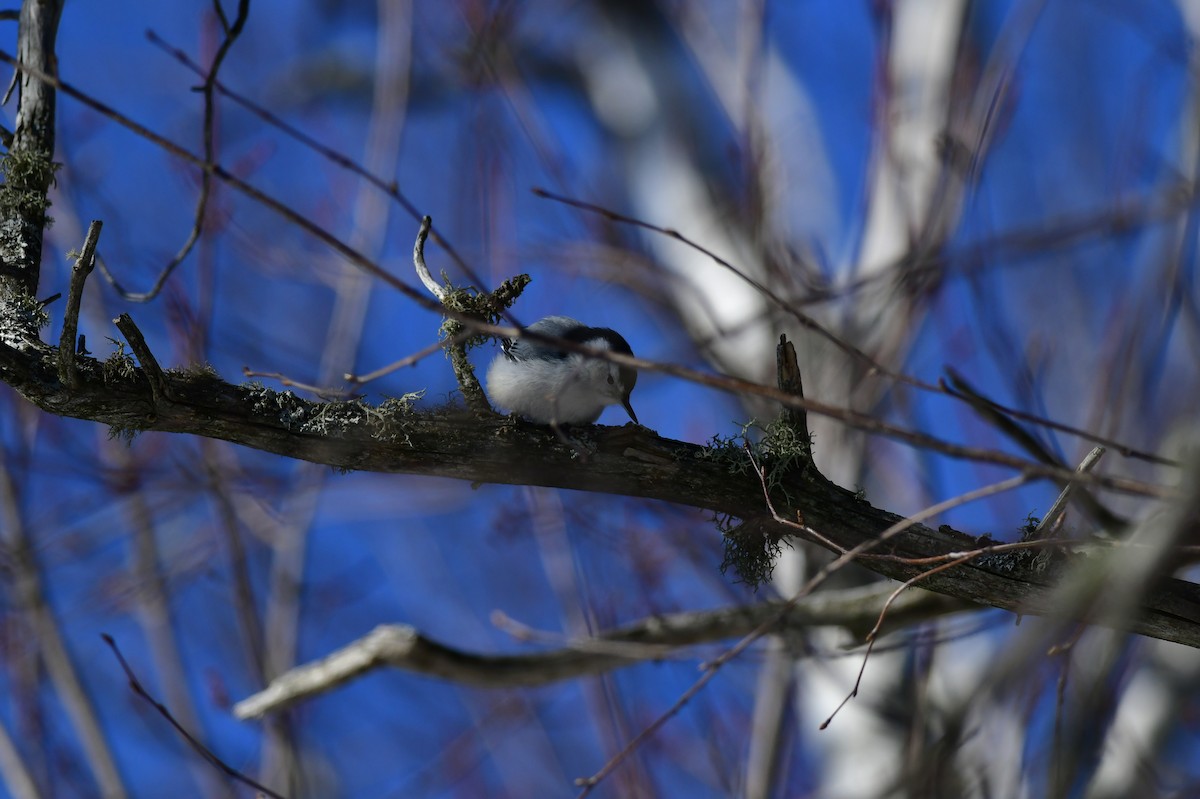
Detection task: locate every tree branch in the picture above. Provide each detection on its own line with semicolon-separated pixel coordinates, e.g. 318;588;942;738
0;0;63;294
1;333;1198;649
233;584;972;718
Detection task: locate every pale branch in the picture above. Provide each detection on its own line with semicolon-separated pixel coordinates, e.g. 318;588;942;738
412;215;444;300
233;584;973;718
1029;445;1107;540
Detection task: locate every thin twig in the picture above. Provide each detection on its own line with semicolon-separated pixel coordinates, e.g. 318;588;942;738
240;368;355;399
102;634;286;799
344;333;462;385
412;215;444;300
821;552;980;729
126;0;250;302
1030;446;1107;539
143;28;490;291
57;220;102;387
533;186;914;391
944;369;1125;530
746;445;844;554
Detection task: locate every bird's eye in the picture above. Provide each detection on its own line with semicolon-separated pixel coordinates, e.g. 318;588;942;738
607;375;615;385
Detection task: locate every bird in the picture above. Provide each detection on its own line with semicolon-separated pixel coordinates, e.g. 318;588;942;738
485;315;638;426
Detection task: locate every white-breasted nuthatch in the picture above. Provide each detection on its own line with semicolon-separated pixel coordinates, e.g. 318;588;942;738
485;315;638;425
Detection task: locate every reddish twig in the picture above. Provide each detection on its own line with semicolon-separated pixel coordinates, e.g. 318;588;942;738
534;186;1176;469
102;634;287;799
576;462;1031;795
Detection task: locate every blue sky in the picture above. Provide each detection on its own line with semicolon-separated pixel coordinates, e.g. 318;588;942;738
4;1;1199;797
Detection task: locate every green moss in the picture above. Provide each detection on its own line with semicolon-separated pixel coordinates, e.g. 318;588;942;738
718;517;793;590
698;418;814;587
697;417;813;503
437;274;531;412
439;277;518;343
101;338;137;383
0;149;59;220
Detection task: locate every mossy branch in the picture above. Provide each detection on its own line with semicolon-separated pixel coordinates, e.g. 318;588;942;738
411;216;530;412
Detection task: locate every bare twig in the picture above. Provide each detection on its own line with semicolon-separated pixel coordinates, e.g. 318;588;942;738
412;215;444;300
246;337;461;394
125;0;250;302
57;220;102;387
113;313;171;405
109;443;236;799
821;552;981;730
240;368;354;399
1029;446;1108;540
143;29;490;290
945;369;1125;530
344;333;463;385
102;635;286;799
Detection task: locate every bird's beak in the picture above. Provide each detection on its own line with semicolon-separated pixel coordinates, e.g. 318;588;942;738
622;395;639;425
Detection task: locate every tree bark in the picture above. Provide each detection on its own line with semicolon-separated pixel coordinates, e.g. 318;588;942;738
0;0;61;293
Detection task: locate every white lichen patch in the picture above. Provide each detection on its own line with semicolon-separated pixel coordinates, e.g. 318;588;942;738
0;282;48;349
243;383;423;444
